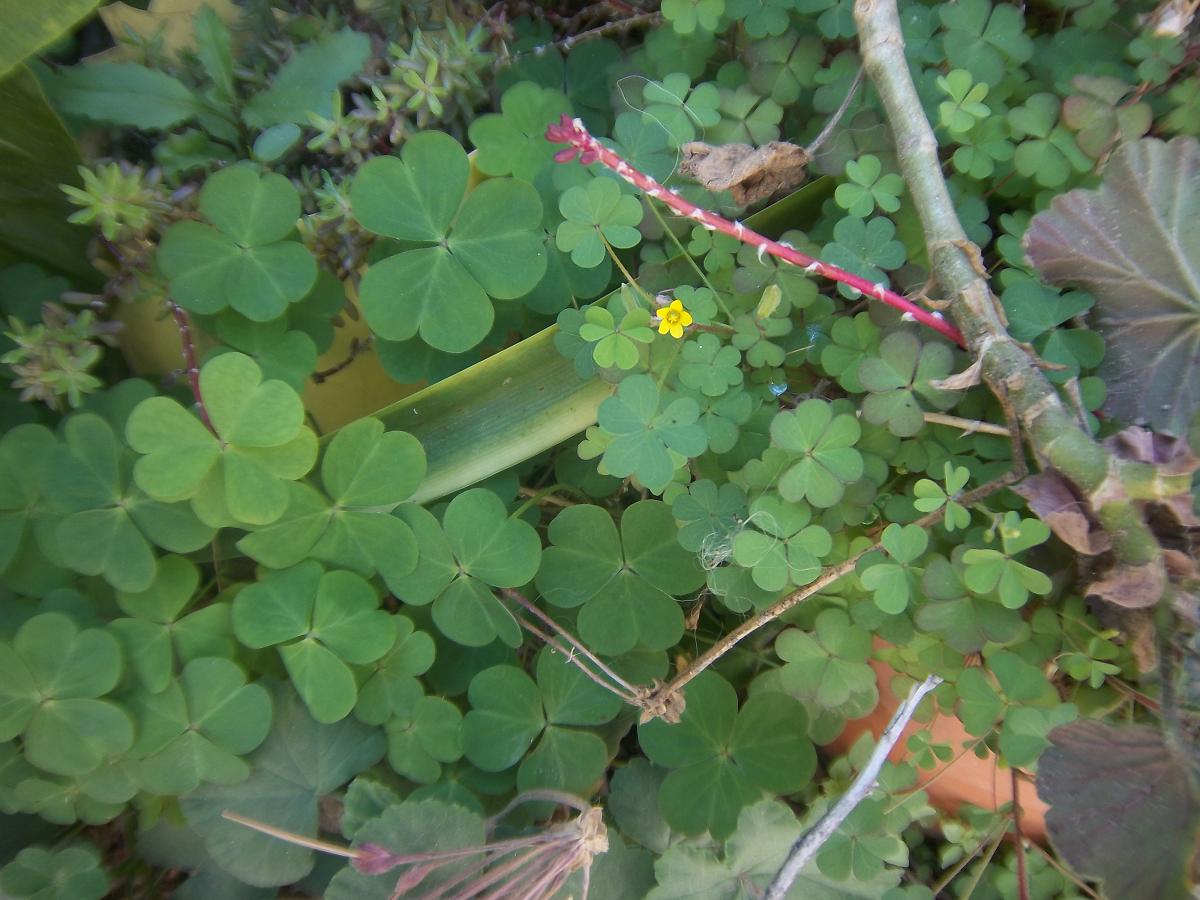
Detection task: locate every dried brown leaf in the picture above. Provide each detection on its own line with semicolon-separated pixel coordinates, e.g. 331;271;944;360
1014;471;1112;555
678;141;810;206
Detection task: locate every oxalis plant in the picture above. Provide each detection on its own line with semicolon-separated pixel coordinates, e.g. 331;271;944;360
0;0;1198;898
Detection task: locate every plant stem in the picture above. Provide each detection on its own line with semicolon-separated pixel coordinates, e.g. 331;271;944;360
600;233;654;306
1011;768;1031;900
853;0;1166;611
764;674;942;900
546;117;966;346
644;197;733;319
923;411;1011;437
167;301;215;435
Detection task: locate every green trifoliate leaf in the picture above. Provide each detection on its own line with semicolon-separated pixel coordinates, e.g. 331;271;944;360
0;424;57;577
912;462;972;531
776;608;878;714
48;413;214;592
939;0;1034;86
462;648;622;793
536;500;704;655
126;352;317;527
821;216;906;300
207;313;319;392
730;493;833;591
596;375;708;494
677;333;744;397
937;70;991;133
468;82;572;183
859;332;960;437
962;512;1053;608
0;613;132;776
859;523;929;614
355;615;434;725
661;0;724;34
129;657;272;795
834;155;905;217
638;671;815;838
556;176;644;269
385;695;463;785
641;73;721;147
731;312;791;368
819;312;881;393
353;132;547;352
158;165;317;321
387;489;541;648
578;304;655;370
769;398;863;507
0;845;109;900
670;479;748;553
111;556;234;693
233;561;396;723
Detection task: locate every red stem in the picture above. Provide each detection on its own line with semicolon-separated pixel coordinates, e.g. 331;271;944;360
545;115;966;348
168;301;215;435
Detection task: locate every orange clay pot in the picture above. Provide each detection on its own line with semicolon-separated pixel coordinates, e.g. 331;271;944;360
822;649;1048;843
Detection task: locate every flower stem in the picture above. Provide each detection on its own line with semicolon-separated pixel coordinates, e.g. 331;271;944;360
168;300;215;435
546;115;965;347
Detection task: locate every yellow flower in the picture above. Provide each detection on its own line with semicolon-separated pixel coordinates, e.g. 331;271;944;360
656;299;693;339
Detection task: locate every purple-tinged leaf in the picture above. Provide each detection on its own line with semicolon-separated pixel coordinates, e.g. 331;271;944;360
1024;137;1200;437
1037;720;1200;900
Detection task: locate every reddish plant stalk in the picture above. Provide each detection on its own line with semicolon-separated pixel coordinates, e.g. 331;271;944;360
167;300;215;434
545;115;966;348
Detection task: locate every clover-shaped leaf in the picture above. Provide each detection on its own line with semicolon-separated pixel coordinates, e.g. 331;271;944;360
951;116;1015;180
724;0;795;38
821;216;907;300
48;413;214;592
913;462;972;531
233;561;397;723
207;314;319;392
158;165;317;321
596;374;708;494
238;417;423;578
129;657;272;795
731;494;832;591
387;490;541;648
1062;76;1151;159
0;846;108;900
746;34;823;105
385;695;463;785
661;0;724;34
776;609;877;714
462;649;623;794
859;523;928;614
537;501;704;655
110;556;234;692
962;512;1053;608
468;82;572;183
126;353;317;527
641;73;721;147
355;615;435;726
834;155;904;218
819;312;881;393
937;70;991;134
0;613;132;776
556;177;644;268
731;312;792;368
678;333;744;397
352;132;546;353
578;304;655;370
638;671;815;838
769;398;863;507
859;332;960;437
670;479;748;553
939;0;1034;86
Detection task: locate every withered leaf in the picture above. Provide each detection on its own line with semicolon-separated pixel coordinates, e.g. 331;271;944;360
1013;471;1111;555
677;141;809;206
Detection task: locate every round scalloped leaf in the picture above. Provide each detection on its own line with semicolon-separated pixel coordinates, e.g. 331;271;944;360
182;683;385;887
1024;137;1200;436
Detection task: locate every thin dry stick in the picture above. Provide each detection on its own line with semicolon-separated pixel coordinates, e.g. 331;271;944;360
923;411;1011;437
764;674;942;900
544;116;966;346
502;589;642;700
513;614;642;706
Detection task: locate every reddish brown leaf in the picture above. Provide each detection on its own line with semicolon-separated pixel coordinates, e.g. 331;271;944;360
1013;471;1111;555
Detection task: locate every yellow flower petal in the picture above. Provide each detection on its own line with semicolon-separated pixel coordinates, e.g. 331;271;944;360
669;322;684;339
669;299;684;312
657;318;672;335
678;310;694;327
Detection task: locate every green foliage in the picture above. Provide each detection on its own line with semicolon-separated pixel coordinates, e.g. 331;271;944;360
3;0;1196;895
639;672;815;838
352;131;546;352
